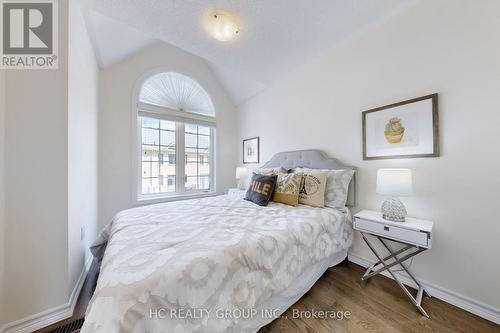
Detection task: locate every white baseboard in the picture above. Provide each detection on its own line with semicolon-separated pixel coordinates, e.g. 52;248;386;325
1;258;93;333
348;252;500;325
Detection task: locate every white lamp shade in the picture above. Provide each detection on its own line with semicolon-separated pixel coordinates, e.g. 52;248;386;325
235;167;247;179
376;169;413;196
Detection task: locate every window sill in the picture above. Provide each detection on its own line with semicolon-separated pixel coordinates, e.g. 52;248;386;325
134;191;218;206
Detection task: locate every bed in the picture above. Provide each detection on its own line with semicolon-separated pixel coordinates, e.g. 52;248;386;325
82;150;355;333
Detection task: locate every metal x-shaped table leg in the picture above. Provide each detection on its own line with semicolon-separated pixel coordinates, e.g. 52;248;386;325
360;232;430;318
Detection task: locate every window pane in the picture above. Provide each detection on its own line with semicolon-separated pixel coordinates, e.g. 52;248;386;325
185;176;198;191
150;162;161;178
160;120;175;131
160;130;175;147
184;124;211;192
142;177;159;194
185;133;197;148
185;147;198;190
199;157;210;173
142;117;159;129
185;123;198;134
142;128;159;145
185;147;197;163
141;116;176;194
160;175;176;192
198;135;209;149
159;146;174;162
198;126;210;135
142;161;152;178
159;159;175;174
142;146;159;162
199;176;210;190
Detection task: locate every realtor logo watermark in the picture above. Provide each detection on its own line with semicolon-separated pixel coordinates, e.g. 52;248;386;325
1;0;58;69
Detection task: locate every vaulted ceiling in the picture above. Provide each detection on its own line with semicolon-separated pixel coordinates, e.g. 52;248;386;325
84;0;417;104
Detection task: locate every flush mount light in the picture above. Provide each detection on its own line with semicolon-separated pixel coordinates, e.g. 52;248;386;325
205;11;240;42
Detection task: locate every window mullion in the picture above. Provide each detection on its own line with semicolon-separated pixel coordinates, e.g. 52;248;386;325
176;122;186;193
210;128;215;192
157;125;162;192
197;127;200;190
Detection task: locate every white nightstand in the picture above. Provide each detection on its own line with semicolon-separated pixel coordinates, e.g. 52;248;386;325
227;188;245;196
353;210;433;317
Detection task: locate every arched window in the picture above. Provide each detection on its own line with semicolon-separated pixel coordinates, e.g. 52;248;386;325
136;72;215;201
139;72;215;116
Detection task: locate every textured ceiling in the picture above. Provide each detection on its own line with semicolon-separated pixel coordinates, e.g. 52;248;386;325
84;0;417;104
85;10;156;68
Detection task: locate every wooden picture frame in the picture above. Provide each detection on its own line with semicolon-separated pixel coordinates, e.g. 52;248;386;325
243;137;260;164
362;94;439;160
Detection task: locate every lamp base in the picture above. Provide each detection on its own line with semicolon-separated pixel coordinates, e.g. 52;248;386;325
236;179;246;190
381;197;407;222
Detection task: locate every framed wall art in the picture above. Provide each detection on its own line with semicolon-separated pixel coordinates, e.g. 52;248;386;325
243;136;259;164
362;93;439;160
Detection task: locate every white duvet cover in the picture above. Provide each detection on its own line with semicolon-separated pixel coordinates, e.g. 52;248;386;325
82;193;353;333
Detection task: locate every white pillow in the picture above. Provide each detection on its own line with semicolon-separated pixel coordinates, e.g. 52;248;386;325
295;168;354;209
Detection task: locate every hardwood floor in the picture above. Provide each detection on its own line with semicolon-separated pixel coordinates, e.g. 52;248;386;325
260;262;499;333
36;261;499;333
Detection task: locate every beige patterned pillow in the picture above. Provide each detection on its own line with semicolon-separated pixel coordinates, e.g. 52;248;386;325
272;173;303;206
296;170;328;207
296;168;354;209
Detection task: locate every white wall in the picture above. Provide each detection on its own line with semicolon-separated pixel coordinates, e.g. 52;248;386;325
3;0;69;323
0;69;6;327
68;0;99;291
99;42;237;228
2;0;99;327
237;0;500;311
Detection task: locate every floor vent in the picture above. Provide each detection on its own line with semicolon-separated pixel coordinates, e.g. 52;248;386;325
45;317;84;333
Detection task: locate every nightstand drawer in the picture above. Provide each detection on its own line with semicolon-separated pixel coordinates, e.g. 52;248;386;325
354;217;429;248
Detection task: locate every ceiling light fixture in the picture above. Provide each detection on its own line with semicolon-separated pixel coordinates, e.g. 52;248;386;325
205;11;240;42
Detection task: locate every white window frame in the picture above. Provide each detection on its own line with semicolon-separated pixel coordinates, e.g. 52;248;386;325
134;102;216;204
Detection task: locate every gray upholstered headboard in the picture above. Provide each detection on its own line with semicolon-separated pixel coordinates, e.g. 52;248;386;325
261;149;357;206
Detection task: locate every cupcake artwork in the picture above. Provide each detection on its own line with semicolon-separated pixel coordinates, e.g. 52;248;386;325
384;117;405;144
363;94;439;160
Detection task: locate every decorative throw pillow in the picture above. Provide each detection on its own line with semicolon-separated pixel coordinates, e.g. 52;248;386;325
295;168;355;209
244;167;288;189
244;173;278;206
295;170;328;207
272;172;303;206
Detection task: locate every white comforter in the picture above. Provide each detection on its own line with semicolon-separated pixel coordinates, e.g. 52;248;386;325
82;194;353;333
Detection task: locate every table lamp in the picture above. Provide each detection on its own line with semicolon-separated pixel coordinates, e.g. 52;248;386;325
235;167;248;190
376;169;413;222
